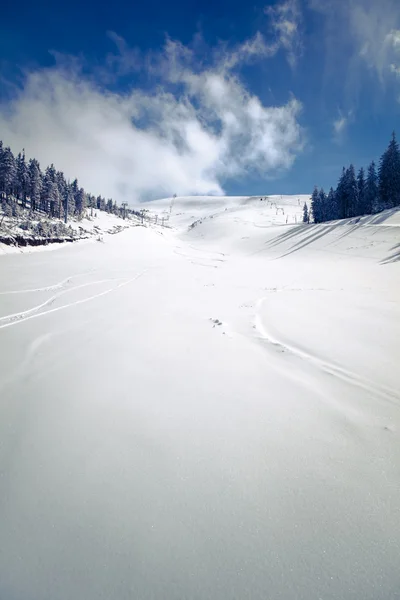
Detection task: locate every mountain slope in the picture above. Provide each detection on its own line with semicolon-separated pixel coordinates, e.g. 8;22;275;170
0;195;399;600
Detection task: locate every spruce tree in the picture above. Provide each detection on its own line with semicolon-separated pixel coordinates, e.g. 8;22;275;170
356;167;365;215
42;165;59;215
346;164;358;218
75;188;86;216
364;161;379;214
28;158;42;212
378;132;400;208
63;184;74;222
318;188;327;222
0;146;17;197
326;187;337;221
302;202;309;223
16;151;30;207
311;187;321;223
335;167;347;219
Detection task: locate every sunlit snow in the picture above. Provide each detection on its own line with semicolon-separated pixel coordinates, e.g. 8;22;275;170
1;194;399;600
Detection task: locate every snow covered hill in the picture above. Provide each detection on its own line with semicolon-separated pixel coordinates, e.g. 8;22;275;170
0;209;138;255
1;194;400;600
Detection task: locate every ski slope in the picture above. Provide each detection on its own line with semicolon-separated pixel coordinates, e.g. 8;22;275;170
1;195;400;600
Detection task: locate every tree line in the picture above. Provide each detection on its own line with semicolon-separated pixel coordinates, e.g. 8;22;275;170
0;141;123;221
304;132;400;224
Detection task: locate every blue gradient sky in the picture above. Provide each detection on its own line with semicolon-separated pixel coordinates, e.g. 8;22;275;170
1;0;399;202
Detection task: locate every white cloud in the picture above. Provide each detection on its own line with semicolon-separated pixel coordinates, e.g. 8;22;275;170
390;64;400;76
333;116;347;135
332;109;353;141
265;0;303;68
0;35;304;203
310;0;400;81
386;29;400;49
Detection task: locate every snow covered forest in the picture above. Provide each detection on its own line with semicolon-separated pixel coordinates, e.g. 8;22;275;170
308;131;400;223
0;141;125;222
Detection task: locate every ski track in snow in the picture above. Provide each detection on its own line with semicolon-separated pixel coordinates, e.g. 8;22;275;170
254;296;400;406
0;271;147;330
0;272;95;295
0;279;127;325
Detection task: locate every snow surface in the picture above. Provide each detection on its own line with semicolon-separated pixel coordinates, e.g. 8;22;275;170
0;195;400;600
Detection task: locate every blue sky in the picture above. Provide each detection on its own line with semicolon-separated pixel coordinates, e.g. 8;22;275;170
1;0;400;202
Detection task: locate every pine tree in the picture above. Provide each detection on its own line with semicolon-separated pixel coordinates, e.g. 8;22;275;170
318;188;328;222
346;164;358;218
28;158;42;212
365;161;379;214
0;146;17;197
16;151;30;207
326;187;338;221
0;139;118;221
311;187;321;223
378;132;400;208
302;202;309;223
75;187;86;216
56;171;66;218
335;167;346;219
63;184;74;223
356;167;365;215
41;165;59;215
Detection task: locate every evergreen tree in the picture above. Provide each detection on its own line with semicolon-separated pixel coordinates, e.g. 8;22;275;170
42;165;60;215
56;171;67;218
335;167;346;219
378;132;400;208
302;202;309;223
326;187;338;221
346;164;358;218
365;161;379;214
75;187;86;216
356;167;365;215
63;183;74;222
0;146;17;197
311;187;321;223
0;139;118;221
16;151;30;207
318;188;328;222
28;158;42;212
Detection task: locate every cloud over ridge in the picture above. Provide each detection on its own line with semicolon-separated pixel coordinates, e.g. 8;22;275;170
0;19;304;202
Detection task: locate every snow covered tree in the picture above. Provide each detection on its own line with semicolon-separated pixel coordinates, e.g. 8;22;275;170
56;171;67;217
0;146;17;197
302;202;309;223
16;151;30;207
74;187;86;216
0;139;118;220
378;132;400;208
41;165;60;215
63;184;74;222
28;158;42;212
